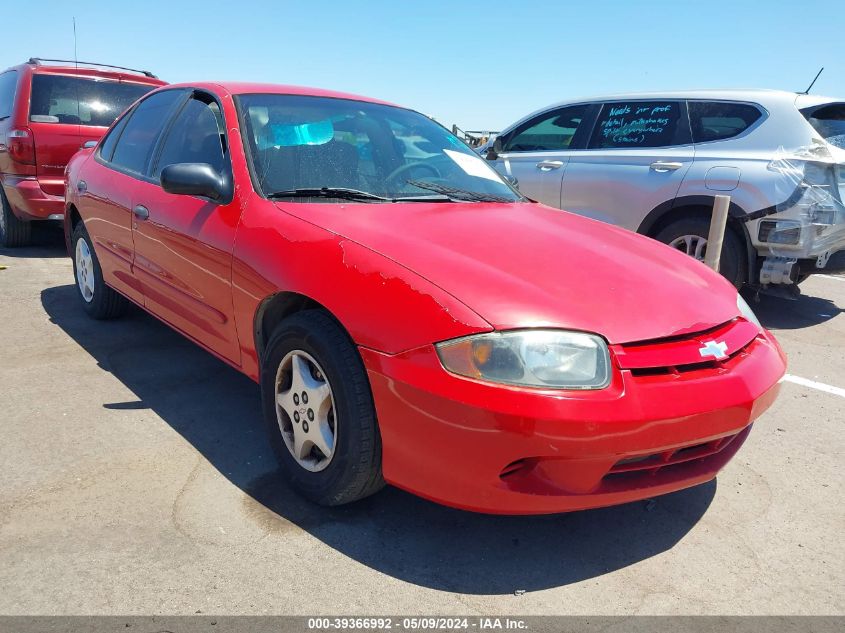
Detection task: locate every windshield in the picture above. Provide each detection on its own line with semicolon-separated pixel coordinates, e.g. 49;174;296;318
803;103;845;150
236;94;522;202
30;75;155;127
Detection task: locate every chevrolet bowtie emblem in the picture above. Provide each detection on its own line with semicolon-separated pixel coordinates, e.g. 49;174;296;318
699;340;729;360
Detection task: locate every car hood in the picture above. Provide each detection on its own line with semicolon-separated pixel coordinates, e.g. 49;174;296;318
277;201;741;344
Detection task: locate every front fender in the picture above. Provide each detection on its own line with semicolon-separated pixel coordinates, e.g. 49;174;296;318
231;203;492;380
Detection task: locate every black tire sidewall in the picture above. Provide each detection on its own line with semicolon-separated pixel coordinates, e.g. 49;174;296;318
260;311;381;505
656;217;746;288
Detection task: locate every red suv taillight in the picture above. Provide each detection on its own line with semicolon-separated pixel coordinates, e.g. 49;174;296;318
7;127;36;165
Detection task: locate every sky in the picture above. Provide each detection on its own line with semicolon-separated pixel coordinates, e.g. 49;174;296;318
1;0;841;132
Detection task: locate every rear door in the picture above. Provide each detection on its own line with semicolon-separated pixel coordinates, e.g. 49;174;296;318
78;89;186;303
28;73;156;196
488;104;595;207
560;100;694;230
131;91;241;363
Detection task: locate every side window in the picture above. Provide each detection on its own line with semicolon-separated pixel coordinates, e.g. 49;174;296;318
109;89;185;175
154;96;227;178
0;71;18;119
98;114;130;162
590;101;684;149
503;105;589;152
689;101;762;143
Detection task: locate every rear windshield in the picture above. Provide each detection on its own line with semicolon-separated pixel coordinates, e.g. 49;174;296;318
803;103;845;150
29;74;154;127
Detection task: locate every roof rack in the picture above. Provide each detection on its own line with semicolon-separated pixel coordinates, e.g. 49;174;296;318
27;57;157;79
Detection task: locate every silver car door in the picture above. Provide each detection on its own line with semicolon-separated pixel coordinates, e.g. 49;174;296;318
487;104;593;207
561;100;694;231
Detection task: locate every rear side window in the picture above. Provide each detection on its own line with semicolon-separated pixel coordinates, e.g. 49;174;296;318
109;89;185;175
154;96;227;178
802;103;845;150
0;71;18;119
503;104;590;152
29;74;155;127
98;114;130;162
590;101;685;149
689;101;762;143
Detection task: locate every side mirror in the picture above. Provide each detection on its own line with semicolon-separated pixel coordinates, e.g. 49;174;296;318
81;140;97;150
160;163;228;201
503;174;519;189
485;137;503;161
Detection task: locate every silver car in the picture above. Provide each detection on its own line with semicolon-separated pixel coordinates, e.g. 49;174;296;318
484;90;845;290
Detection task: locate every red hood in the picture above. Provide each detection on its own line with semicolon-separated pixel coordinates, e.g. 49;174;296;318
277;201;741;344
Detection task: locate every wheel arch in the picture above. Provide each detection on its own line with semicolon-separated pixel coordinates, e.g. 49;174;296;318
65;204;82;253
253;291;352;366
638;195;757;285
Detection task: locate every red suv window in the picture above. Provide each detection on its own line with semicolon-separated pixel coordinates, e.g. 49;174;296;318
30;74;154;127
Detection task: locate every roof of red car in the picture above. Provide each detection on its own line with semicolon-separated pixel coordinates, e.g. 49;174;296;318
167;81;397;107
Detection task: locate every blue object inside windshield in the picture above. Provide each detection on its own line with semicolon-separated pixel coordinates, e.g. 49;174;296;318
259;119;334;149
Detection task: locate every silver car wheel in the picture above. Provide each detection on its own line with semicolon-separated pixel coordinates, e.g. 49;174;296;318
274;350;337;472
75;238;95;303
669;234;708;261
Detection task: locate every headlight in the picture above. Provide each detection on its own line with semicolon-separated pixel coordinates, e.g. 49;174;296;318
736;294;761;327
436;330;611;390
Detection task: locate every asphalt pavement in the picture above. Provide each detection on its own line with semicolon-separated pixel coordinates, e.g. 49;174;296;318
1;224;842;615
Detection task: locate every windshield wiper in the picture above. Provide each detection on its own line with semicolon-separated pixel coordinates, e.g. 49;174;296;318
267;187;393;203
406;180;513;203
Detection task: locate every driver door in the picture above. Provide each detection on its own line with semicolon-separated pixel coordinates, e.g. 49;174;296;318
488;104;595;207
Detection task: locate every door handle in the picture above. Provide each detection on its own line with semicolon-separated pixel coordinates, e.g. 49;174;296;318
77;180;87;194
649;161;684;172
132;204;150;220
536;160;564;171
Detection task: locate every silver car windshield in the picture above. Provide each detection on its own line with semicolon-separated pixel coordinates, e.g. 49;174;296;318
237;94;522;203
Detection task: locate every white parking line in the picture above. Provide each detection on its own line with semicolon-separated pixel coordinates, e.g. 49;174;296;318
817;274;844;282
782;374;845;399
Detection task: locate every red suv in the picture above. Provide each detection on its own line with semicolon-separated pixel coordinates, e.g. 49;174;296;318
0;58;165;247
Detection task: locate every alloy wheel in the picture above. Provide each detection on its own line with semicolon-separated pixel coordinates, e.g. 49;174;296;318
274;350;337;472
75;238;95;303
669;234;708;261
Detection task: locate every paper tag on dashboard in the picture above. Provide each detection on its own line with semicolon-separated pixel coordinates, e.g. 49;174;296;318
443;149;501;182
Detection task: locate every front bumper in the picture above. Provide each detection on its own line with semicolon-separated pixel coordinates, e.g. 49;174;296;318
1;176;65;221
361;330;785;515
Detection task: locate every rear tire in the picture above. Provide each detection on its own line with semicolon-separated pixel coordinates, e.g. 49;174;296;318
0;189;32;248
71;221;128;319
655;216;747;289
260;310;384;506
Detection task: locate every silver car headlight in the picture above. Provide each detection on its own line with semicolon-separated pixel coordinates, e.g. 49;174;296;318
736;294;762;328
436;330;611;390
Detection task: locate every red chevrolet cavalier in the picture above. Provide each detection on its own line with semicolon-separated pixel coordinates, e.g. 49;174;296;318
63;83;786;514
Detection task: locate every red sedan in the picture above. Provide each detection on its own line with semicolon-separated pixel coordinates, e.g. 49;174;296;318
63;83;786;514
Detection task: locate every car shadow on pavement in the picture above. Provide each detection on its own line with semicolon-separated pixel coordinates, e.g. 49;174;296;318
41;283;715;595
0;222;67;258
752;289;842;329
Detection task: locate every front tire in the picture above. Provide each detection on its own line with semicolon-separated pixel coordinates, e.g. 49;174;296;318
260;310;384;506
655;216;747;289
0;188;32;248
71;221;128;319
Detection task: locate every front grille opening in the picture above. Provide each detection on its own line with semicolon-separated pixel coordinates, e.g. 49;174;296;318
605;433;739;481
